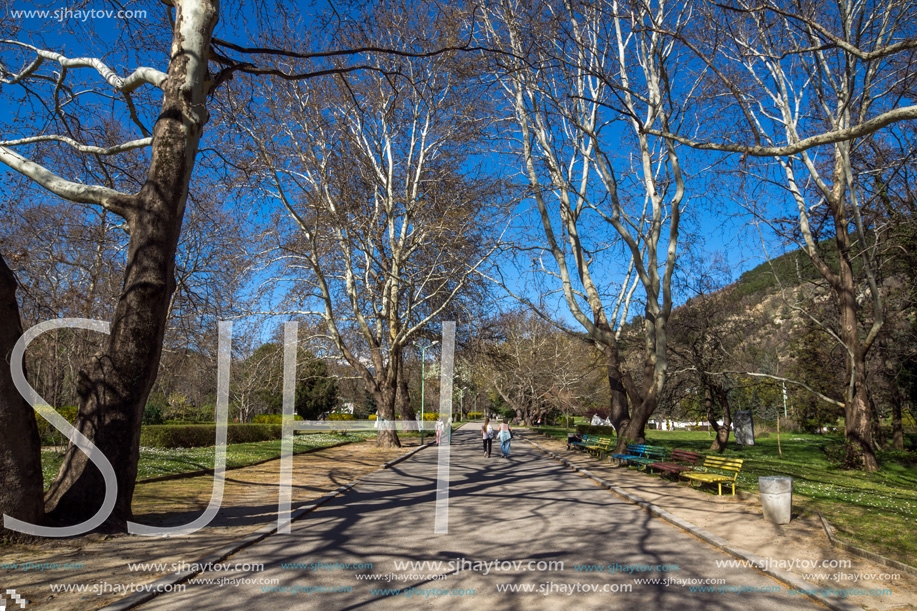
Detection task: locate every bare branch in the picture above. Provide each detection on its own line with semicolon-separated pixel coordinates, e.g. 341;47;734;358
0;146;130;217
0;134;152;155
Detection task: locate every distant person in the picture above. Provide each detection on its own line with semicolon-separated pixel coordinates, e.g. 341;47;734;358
497;419;513;458
481;418;494;458
435;419;444;445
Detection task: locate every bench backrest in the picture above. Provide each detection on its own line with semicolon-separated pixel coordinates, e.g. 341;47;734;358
700;456;743;479
596;437;612;448
670;449;701;464
626;444;666;458
642;447;668;459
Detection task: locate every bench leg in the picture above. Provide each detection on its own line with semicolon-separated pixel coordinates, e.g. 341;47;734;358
718;482;722;495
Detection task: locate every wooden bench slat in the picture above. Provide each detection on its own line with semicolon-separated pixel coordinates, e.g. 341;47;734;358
679;456;744;495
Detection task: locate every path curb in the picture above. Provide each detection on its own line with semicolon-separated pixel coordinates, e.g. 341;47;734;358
815;512;917;578
521;437;864;611
98;442;434;611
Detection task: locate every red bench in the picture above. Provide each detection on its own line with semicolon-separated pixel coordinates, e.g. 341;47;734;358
648;449;701;476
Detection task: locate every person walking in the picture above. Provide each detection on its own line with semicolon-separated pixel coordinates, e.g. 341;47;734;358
435;419;444;445
481;418;494;458
497;419;513;458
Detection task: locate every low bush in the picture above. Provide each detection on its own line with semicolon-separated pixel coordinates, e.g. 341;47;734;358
37;406;78;445
575;425;617;436
251;414;304;424
327;413;356;421
140;424;283;448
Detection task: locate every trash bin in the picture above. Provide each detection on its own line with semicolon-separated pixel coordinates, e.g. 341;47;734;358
758;476;793;524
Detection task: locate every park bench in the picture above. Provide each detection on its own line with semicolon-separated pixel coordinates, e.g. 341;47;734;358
647;449;702;477
611;443;644;465
570;434;596;451
585;437;613;459
611;443;646;463
621;445;668;470
680;456;744;495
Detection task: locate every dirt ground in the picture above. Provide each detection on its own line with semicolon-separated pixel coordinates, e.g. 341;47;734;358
0;439;422;610
524;433;917;611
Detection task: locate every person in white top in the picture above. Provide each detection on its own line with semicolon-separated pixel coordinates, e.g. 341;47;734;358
481;418;494;458
435;419;444;444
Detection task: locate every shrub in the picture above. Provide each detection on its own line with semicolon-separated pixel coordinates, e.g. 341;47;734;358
327;413;356;421
252;414;303;424
368;415;377;420
36;406;78;445
467;412;483;419
140;424;283;448
143;403;165;425
575;425;617;436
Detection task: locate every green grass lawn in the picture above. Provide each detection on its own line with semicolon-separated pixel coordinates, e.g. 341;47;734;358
40;432;373;487
532;426;917;565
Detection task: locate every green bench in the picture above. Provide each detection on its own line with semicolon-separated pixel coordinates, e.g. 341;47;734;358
611;444;665;467
621;445;668;469
570;434;596;452
680;456;744;495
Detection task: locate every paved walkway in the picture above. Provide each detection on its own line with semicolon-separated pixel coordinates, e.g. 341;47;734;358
134;425;824;610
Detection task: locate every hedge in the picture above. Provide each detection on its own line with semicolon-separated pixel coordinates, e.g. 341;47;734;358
327;413;356;421
252;414;303;424
575;425;617;436
140;424;283;448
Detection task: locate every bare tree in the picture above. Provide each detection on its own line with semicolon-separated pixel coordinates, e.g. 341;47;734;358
658;0;917;469
227;13;506;446
0;0;482;530
483;0;696;449
474;309;600;426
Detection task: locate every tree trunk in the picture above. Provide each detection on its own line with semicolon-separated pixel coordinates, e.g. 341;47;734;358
891;397;904;451
0;255;46;541
604;345;632;452
43;0;220;530
395;353;414;421
372;360;401;448
845;366;879;470
621;391;657;447
707;380;732;453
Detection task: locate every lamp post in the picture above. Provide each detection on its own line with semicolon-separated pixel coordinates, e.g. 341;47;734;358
415;340;438;443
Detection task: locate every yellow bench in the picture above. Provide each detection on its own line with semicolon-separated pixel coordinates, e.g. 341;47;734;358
680;456;743;495
585;437;613;459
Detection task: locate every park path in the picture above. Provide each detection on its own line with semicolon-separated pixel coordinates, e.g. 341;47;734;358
133;424;825;611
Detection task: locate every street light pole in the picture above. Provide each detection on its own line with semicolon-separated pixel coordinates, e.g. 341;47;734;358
415;340;438;443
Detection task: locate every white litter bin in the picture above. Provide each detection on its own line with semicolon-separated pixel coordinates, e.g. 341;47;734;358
758;476;793;524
